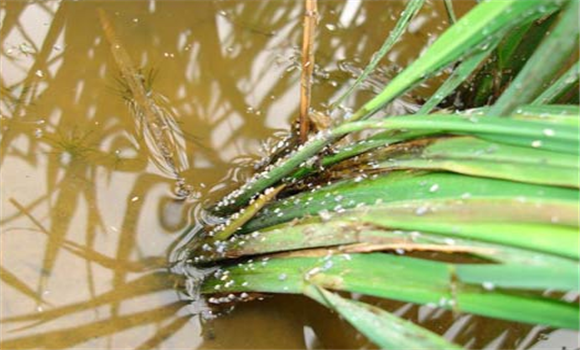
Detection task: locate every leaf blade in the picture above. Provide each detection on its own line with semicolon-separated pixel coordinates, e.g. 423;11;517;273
305;286;461;350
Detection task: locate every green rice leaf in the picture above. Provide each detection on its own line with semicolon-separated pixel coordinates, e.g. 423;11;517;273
462;104;579;126
241;172;579;259
490;0;579;116
455;263;579;291
211;113;578;215
532;62;580;105
496;22;534;69
361;217;579;260
195;1;580;345
333;114;580;155
201;253;579;329
201;218;577;274
511;104;580;126
417;42;497;114
374;136;579;187
349;0;565;121
305;286;461;350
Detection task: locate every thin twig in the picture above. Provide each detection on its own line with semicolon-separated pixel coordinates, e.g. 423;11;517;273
298;0;318;144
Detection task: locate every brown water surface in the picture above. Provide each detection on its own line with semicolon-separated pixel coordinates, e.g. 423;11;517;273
1;1;578;349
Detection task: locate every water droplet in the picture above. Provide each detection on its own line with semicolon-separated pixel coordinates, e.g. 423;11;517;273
415;206;428;216
60;151;72;165
318;210;332;221
542;129;555;137
325;23;337;31
482;281;495;291
531;140;542;148
278;273;287;281
429;184;439;193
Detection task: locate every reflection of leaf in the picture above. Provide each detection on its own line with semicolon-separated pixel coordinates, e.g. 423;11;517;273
0;266;47;305
2;272;180;327
0;301;186;350
0;1;68;167
110;173;170;316
0;193;55;226
10;198;162;274
135;315;191;350
39;166;81;289
0;2;27;44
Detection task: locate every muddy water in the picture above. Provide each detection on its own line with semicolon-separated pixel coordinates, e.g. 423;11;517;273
0;1;577;349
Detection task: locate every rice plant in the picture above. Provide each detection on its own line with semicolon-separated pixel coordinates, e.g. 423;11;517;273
179;0;580;348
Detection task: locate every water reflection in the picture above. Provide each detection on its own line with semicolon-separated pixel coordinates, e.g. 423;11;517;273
1;0;575;349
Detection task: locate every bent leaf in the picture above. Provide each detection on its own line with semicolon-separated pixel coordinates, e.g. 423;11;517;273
305;286;461;350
